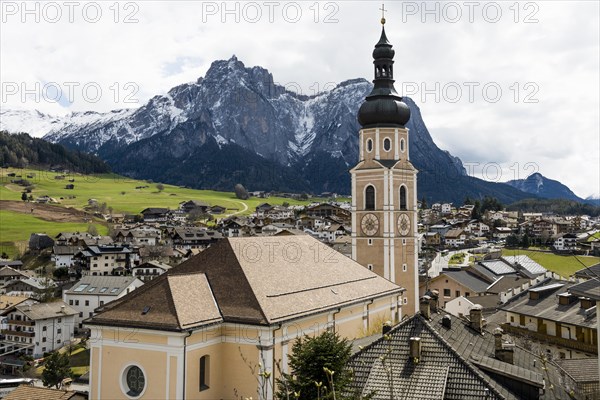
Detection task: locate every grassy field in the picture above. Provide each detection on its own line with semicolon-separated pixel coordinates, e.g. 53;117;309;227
0;210;108;258
0;167;344;258
0;168;333;215
501;248;600;277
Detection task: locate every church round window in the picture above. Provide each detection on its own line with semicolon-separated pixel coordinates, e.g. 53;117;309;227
366;138;373;152
123;365;146;398
383;138;391;152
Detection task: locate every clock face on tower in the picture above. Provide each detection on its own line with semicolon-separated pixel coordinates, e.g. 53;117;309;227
361;213;380;236
397;213;411;236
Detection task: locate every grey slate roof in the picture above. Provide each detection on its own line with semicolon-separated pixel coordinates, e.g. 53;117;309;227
444;270;490;293
502;255;546;276
65;276;140;296
347;311;572;400
569;278;600;300
574;263;600;279
481;260;515;275
16;301;77;320
555;358;599;383
500;280;597;328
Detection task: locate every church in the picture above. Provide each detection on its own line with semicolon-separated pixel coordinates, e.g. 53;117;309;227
351;15;419;314
85;19;418;400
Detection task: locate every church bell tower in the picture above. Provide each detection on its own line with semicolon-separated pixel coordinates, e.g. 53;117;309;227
351;16;419;314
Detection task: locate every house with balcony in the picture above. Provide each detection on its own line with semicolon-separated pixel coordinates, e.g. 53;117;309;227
76;245;133;276
132;261;172;282
1;301;77;358
553;233;578;252
500;280;598;358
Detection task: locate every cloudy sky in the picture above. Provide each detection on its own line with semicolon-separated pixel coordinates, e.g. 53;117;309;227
1;1;598;198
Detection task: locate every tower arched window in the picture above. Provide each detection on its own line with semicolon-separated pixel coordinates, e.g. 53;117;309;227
400;138;405;152
366;138;373;153
365;185;375;210
383;138;391;152
400;186;407;210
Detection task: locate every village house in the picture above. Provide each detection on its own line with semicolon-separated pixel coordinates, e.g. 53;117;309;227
114;228;161;247
0;266;29;286
132;260;172;282
465;221;490;237
166;227;222;250
52;245;81;269
1;301;77;358
500;280;598;359
220;218;255;237
179;200;210;214
553;233;578;252
84;236;404;400
55;232;94;246
493;226;513;239
2;277;55;300
423;269;490;305
444;228;467;247
305;203;351;220
63;275;144;329
423;231;441;246
76;245;133;276
140;208;170;223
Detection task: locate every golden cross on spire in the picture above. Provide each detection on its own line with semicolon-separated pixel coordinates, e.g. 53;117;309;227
380;3;387;25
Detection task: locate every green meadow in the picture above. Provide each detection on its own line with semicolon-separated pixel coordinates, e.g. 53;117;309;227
0;210;108;258
0;168;332;215
0;168;344;258
501;248;600;277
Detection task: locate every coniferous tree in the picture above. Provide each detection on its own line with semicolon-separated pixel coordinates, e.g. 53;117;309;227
41;352;72;389
276;331;353;399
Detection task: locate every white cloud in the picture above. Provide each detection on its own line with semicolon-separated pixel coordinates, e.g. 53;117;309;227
1;0;598;198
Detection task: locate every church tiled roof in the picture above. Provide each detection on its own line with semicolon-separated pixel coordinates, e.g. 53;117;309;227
86;236;403;330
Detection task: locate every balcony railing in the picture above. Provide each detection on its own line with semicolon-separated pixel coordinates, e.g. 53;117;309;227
1;329;35;338
7;319;35;326
501;323;598;355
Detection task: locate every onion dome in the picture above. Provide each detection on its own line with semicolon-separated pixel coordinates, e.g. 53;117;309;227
358;24;411;128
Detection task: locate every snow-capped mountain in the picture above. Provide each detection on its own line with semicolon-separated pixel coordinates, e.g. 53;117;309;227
506;173;584;202
585;194;600;206
1;56;536;203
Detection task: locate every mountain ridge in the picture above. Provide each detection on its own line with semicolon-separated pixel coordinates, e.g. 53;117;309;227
0;56;569;204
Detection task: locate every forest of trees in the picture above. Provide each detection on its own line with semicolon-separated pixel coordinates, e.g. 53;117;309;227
508;198;600;217
0;131;110;173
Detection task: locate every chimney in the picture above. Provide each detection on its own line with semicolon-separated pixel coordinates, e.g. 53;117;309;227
580;297;594;309
409;337;421;363
493;327;514;364
382;320;392;336
442;315;452;329
60;305;65;314
420;296;431;319
469;304;484;333
429;290;439;312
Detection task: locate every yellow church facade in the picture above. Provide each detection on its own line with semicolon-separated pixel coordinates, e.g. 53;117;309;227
86;236;404;399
